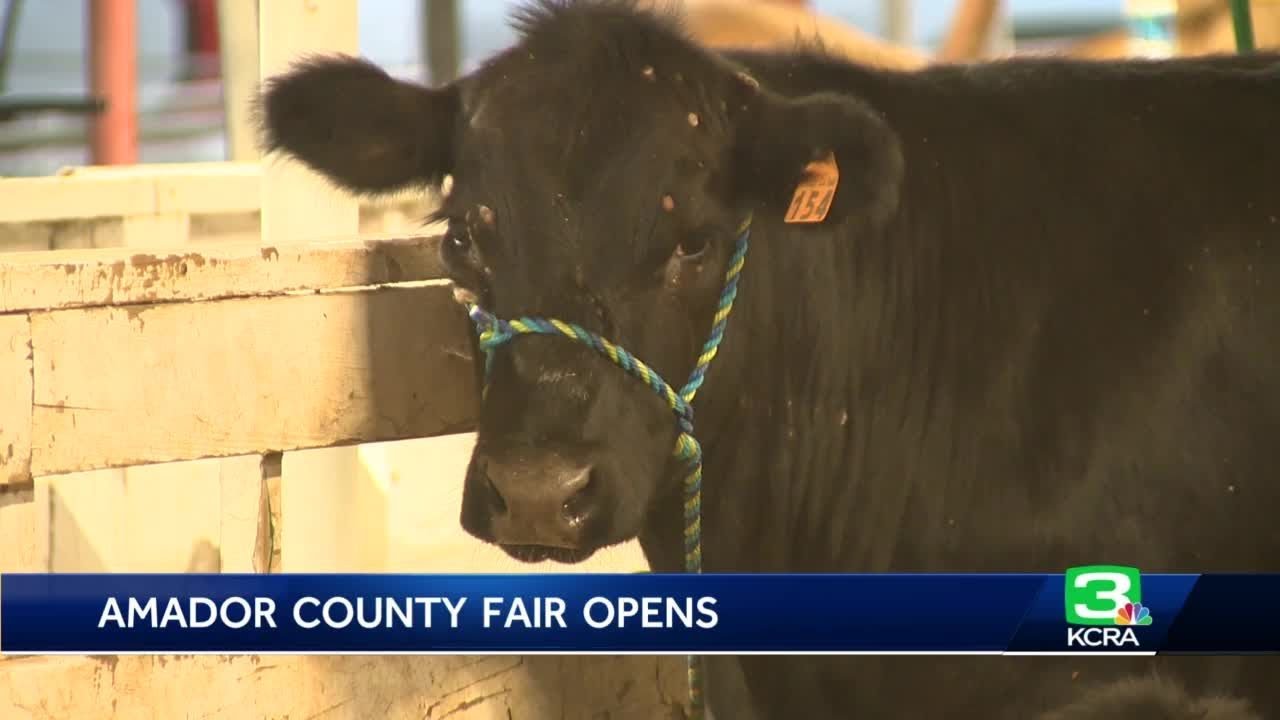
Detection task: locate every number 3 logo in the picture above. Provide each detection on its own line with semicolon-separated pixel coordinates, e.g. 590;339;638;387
1064;565;1142;626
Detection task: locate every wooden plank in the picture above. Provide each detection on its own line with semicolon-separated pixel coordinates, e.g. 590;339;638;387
254;453;283;573
30;456;264;572
48;161;256;178
39;470;123;571
37;467;214;572
0;234;446;314
0;655;688;718
20;284;476;481
0;163;436;229
0;225;51;253
188;211;262;246
46;218;129;251
219;454;270;573
0;165;431;214
0;487;43;572
1;201;434;258
0;173;435;257
0;163;261;223
57;162;263;215
0;172;434;235
119;212;191;248
281;445;391;571
0;315;31;485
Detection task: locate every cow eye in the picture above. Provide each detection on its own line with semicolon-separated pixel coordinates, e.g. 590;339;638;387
675;233;710;259
442;222;476;269
446;230;471;255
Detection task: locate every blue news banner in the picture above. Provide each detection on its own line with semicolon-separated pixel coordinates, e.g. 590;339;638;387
1;571;1277;654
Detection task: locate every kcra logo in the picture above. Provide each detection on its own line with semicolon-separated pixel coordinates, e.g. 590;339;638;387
1063;565;1153;648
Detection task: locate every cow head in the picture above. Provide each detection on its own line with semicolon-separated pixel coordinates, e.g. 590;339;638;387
258;0;902;563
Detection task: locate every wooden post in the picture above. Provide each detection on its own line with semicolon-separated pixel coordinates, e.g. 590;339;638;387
88;0;138;165
939;0;1003;60
424;0;460;84
258;0;378;573
0;0;25;94
0;315;32;487
883;0;912;46
987;1;1015;56
217;0;261;161
258;1;360;246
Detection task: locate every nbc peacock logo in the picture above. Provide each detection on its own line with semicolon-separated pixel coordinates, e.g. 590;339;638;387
1114;601;1153;626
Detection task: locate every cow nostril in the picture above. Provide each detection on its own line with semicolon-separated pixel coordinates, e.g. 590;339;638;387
560;471;599;525
484;470;508;514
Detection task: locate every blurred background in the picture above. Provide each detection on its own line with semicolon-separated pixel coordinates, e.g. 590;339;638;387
0;0;1151;177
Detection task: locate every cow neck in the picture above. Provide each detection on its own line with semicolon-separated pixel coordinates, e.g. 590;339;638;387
677;212;879;575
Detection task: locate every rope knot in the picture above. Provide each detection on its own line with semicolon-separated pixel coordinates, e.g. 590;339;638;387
676;416;694;436
674;432;700;462
674;399;695;431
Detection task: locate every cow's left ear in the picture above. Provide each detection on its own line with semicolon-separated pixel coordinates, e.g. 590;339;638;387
726;75;903;228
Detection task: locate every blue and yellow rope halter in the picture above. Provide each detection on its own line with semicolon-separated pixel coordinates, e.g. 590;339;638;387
462;213;752;720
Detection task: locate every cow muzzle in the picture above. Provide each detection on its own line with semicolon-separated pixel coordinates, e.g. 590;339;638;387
461;447;603;563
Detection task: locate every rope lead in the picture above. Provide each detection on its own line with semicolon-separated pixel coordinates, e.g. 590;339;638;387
465;214;753;720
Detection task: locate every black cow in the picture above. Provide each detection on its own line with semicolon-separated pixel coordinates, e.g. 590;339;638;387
258;1;1280;717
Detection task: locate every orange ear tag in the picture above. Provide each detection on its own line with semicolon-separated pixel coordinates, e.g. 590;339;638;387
783;152;839;224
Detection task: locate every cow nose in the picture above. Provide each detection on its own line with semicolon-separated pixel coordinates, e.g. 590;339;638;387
477;454;600;548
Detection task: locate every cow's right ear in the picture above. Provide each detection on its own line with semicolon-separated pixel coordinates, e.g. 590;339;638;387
257;55;459;195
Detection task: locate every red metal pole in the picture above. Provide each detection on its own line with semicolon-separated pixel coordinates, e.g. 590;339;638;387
89;0;138;165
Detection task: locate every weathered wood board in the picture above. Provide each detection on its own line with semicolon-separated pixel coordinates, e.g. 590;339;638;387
0;163;262;224
0;162;436;255
18;283;477;481
0;234;446;313
0;315;31;485
0;654;688;719
22;454;264;573
0;205;437;256
0;487;42;572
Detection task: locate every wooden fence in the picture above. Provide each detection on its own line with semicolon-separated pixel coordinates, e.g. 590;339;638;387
0;3;659;716
0;223;672;718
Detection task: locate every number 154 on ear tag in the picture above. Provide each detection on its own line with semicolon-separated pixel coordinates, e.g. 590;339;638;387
784;152;839;224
